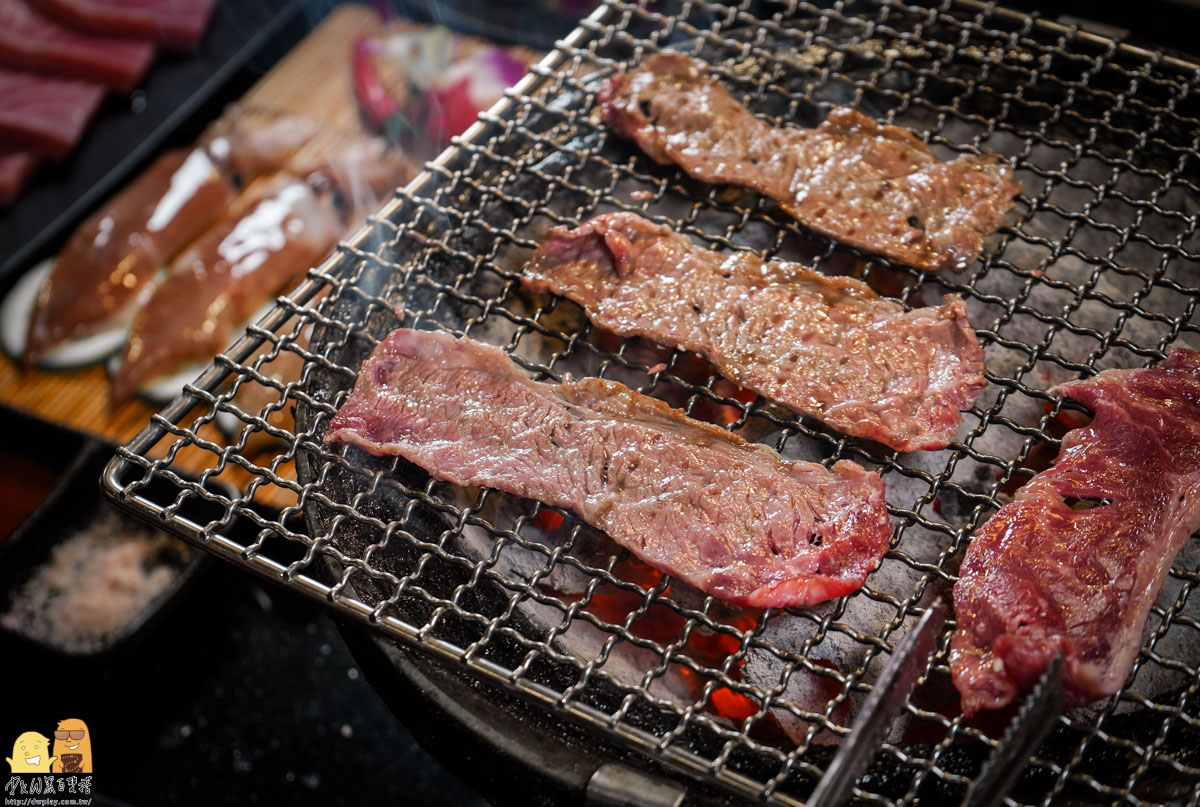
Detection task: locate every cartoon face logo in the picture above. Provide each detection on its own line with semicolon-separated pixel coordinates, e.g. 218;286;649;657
51;719;92;774
6;731;57;773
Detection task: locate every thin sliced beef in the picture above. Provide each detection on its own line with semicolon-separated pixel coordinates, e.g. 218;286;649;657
600;53;1021;273
0;149;36;205
34;0;216;50
0;0;153;93
325;329;893;608
0;68;102;160
950;349;1200;715
524;213;986;452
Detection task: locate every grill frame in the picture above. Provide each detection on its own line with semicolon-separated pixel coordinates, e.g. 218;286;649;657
102;2;1200;804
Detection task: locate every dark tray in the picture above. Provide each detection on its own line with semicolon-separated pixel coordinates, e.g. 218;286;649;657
0;442;216;662
0;405;89;539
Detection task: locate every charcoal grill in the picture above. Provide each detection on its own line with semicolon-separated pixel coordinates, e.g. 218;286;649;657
102;1;1200;804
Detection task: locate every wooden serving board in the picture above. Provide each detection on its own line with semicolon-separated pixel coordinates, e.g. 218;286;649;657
0;4;541;509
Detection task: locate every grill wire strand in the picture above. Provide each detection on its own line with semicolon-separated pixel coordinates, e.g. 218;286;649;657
103;1;1200;804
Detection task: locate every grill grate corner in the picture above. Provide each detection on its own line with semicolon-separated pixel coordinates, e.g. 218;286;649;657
103;1;1200;804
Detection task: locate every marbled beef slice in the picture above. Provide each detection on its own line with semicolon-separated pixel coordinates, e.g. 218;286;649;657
325;329;895;608
601;52;1021;273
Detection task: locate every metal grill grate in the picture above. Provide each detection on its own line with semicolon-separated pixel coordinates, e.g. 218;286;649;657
103;1;1200;804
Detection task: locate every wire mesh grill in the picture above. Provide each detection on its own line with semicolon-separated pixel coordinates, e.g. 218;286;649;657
103;1;1200;804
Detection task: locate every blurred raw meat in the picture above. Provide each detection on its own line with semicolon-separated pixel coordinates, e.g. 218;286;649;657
25;108;316;359
34;0;217;50
0;0;153;92
111;174;342;400
0;67;102;160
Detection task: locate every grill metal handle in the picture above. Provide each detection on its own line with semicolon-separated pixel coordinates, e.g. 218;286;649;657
586;763;686;807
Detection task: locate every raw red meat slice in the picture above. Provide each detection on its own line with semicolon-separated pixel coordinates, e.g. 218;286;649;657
0;0;153;93
0;68;102;160
524;213;986;452
324;328;894;608
34;0;216;50
0;149;36;205
950;350;1200;715
601;53;1021;273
